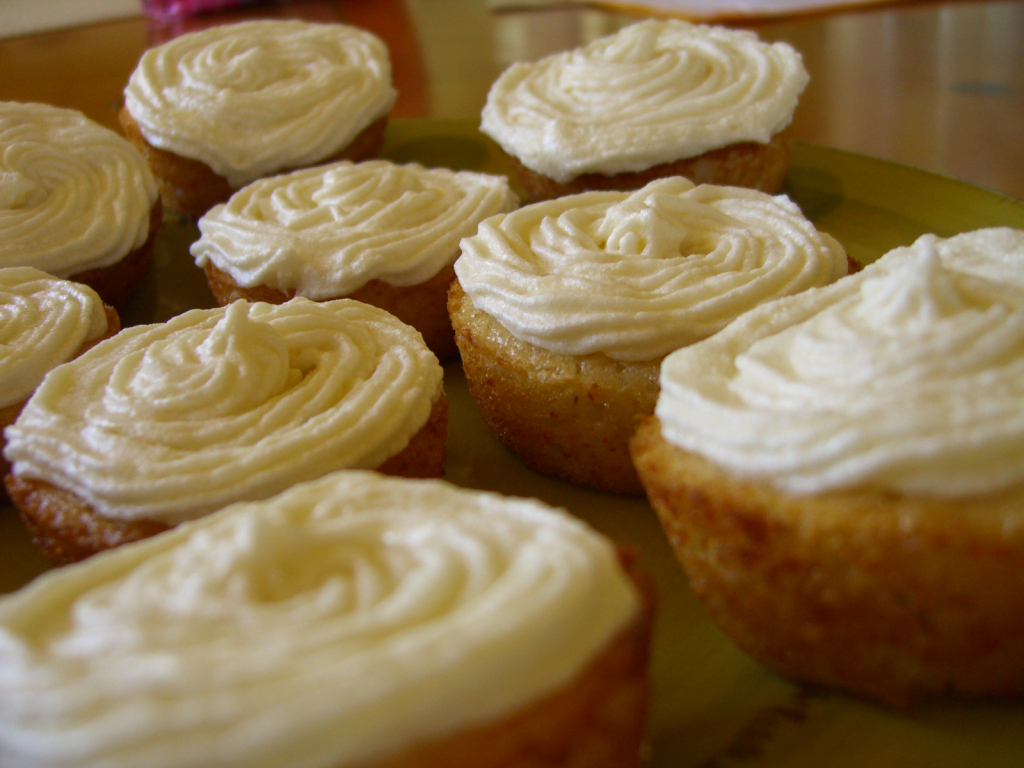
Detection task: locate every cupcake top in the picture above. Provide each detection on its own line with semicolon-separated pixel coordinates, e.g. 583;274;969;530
656;227;1024;497
191;160;518;298
0;268;110;409
454;176;847;362
123;20;397;188
0;471;641;768
0;102;158;276
480;19;809;184
4;299;443;524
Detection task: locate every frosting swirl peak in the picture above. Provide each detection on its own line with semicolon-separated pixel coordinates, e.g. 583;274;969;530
0;268;109;409
4;299;443;523
455;177;847;361
657;228;1024;497
0;102;157;275
481;20;808;183
0;472;640;768
124;21;396;187
192;161;518;297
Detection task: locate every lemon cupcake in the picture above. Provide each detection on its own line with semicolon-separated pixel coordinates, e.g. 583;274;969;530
4;298;446;564
120;20;396;218
481;20;808;202
1;102;160;307
0;471;652;768
632;228;1024;704
450;176;848;494
192;160;518;361
0;268;119;487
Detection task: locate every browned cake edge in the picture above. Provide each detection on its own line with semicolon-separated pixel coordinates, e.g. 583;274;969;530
5;392;448;565
67;200;161;309
119;107;388;219
204;259;460;364
508;129;792;203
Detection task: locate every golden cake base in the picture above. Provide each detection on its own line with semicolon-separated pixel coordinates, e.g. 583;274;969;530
631;416;1024;706
449;280;658;495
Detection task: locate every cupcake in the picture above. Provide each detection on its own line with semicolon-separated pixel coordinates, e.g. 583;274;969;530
450;176;848;494
120;20;397;219
191;160;518;362
0;102;161;307
4;298;446;564
632;228;1024;705
0;471;652;768
0;268;120;487
481;20;808;202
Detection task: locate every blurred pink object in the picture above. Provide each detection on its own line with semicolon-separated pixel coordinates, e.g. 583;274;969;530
141;0;261;19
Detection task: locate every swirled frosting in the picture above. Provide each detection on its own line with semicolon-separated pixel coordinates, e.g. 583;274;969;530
454;177;847;362
191;161;518;297
0;472;640;768
657;228;1024;497
4;299;443;523
0;268;109;409
0;102;157;275
480;19;809;183
124;20;397;188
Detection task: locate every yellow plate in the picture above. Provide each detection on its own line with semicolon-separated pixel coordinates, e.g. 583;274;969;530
3;119;1023;767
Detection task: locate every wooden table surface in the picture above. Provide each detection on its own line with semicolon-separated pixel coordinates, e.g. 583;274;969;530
0;0;1021;200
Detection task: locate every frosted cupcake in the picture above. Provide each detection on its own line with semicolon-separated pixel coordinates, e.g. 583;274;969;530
0;102;160;307
0;471;652;768
482;20;808;202
632;228;1024;704
120;20;396;218
0;268;119;486
192;160;518;361
4;298;446;564
450;176;848;494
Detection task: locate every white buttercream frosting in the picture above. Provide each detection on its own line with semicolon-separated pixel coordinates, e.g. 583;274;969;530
0;471;640;768
0;102;157;275
454;177;847;362
124;20;397;188
191;161;518;297
657;228;1024;497
480;19;809;183
0;268;109;409
4;299;443;524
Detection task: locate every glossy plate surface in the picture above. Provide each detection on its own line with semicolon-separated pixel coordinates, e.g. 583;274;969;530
3;119;1023;767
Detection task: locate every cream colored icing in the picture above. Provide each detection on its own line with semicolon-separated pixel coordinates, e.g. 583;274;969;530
480;19;809;183
0;102;157;275
124;20;397;188
4;299;442;523
454;177;847;362
0;471;640;768
0;268;109;409
191;161;518;297
657;228;1024;497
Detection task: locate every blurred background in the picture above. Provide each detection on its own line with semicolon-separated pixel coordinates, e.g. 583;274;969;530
0;0;1021;198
